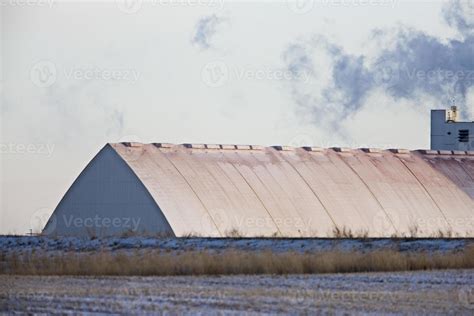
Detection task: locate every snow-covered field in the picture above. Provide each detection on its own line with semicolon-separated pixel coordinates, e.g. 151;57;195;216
1;236;472;254
1;237;473;313
1;270;473;314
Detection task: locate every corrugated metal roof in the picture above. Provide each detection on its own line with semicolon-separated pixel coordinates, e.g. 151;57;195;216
110;143;474;237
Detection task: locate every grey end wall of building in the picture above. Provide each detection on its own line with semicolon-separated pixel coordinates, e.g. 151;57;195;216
431;110;474;151
43;144;174;237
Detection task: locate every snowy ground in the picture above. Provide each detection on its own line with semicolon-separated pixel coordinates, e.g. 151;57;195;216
1;270;473;314
0;236;472;255
2;237;473;314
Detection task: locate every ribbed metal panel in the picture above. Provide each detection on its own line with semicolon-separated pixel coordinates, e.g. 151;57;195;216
102;143;474;237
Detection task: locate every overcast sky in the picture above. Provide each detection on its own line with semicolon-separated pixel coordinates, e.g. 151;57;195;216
1;0;473;234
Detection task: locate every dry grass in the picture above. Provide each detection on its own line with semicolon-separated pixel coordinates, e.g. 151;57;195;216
2;245;474;276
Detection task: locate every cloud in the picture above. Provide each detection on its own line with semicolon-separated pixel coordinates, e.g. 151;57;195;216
372;27;473;111
283;0;474;133
443;0;474;37
191;14;223;50
283;37;374;134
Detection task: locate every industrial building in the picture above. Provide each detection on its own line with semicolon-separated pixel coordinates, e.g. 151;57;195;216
431;106;474;151
44;142;474;237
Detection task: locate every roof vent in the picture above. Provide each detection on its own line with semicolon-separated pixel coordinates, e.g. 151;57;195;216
205;144;221;149
438;150;453;155
332;147;351;153
154;143;174;148
388;149;410;154
302;146;324;152
123;142;143;148
183;143;206;149
236;145;252;150
419;150;439;155
360;148;382;153
272;145;294;151
221;144;237;150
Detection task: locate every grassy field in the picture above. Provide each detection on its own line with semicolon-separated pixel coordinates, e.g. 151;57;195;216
2;245;474;276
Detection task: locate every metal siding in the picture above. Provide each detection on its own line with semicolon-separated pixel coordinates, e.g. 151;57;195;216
250;148;335;237
459;158;474;195
176;147;279;236
159;146;246;236
375;152;452;234
399;153;474;236
232;150;308;237
339;151;451;236
112;144;221;237
290;149;396;236
52;143;474;237
426;157;474;199
221;150;301;237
